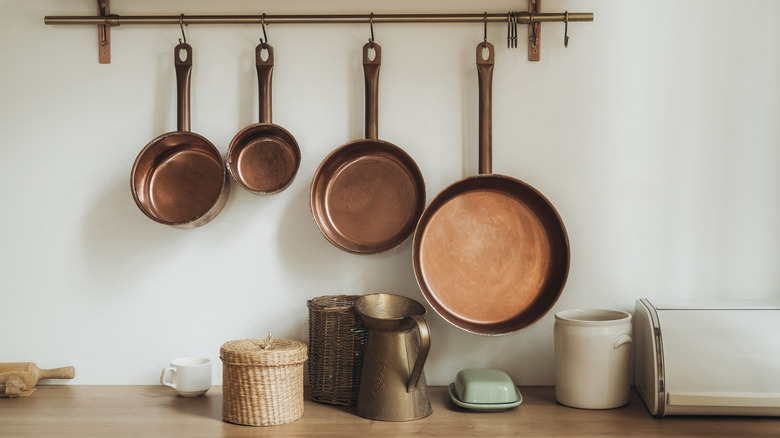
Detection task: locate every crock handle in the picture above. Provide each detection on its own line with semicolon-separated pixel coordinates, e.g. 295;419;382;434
612;334;632;350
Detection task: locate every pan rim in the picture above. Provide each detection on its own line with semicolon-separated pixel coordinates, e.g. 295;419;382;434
310;138;426;255
131;129;229;228
226;121;302;195
412;172;570;335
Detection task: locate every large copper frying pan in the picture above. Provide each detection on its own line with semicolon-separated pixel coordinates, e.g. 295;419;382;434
227;43;301;194
131;43;229;229
310;42;425;254
412;42;569;335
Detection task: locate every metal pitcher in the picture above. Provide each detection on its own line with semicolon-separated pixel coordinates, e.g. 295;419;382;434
354;293;432;421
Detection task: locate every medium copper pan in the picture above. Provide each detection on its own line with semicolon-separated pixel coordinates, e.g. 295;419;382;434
310;42;425;254
412;42;569;335
227;43;301;194
131;43;229;229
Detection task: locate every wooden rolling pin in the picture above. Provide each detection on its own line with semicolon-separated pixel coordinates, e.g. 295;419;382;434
0;362;75;397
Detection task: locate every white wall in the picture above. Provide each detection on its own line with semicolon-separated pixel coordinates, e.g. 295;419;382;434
1;0;778;386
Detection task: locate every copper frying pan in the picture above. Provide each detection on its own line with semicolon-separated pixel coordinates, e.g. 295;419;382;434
412;42;570;335
131;43;229;229
227;43;301;194
310;42;426;254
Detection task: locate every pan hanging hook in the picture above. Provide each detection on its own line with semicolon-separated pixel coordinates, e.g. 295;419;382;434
506;11;518;49
259;13;268;48
482;12;488;48
178;13;187;44
506;12;510;48
563;11;570;48
528;11;537;47
368;12;375;47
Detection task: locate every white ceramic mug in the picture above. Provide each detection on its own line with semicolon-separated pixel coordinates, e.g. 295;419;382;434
554;309;632;409
160;357;212;397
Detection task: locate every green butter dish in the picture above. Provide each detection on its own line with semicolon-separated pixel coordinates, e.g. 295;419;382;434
449;368;523;411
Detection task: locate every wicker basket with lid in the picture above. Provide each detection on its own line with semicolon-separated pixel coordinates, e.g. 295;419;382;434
220;334;308;426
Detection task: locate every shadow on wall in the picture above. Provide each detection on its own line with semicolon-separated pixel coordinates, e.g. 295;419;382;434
152;50;174;136
74;50;180;294
78;45;255;294
277;184;424;302
80;176;190;291
461;43;479;181
277;186;352;288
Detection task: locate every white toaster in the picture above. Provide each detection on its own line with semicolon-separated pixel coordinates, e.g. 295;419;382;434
633;298;780;416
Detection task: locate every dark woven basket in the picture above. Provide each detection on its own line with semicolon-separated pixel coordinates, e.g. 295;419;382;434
307;295;368;406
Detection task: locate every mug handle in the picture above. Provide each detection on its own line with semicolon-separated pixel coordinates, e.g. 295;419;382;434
406;315;430;393
160;366;177;389
612;334;632;350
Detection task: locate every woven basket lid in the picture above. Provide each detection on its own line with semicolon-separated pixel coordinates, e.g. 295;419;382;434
220;334;308;366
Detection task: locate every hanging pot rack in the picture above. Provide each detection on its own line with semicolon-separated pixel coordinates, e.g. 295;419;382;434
44;1;593;64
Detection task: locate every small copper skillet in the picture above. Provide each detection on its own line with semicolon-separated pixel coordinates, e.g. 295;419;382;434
227;43;301;194
310;42;426;255
131;43;229;229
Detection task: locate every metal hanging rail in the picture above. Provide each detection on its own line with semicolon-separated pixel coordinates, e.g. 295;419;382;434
44;12;593;25
44;2;594;64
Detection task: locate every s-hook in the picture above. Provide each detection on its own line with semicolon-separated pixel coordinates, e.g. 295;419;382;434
260;13;268;47
368;12;375;47
564;11;569;47
507;11;518;48
482;11;487;48
178;13;187;44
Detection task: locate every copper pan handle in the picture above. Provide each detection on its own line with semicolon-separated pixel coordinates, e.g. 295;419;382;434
406;314;430;392
363;42;381;140
256;43;274;124
174;43;193;132
476;42;494;175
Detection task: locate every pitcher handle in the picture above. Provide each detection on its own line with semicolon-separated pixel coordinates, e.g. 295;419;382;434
406;314;430;393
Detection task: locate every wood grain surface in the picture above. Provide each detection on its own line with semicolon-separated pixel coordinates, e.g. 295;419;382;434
1;386;778;437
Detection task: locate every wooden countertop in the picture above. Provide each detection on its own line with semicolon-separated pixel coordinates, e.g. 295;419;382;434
2;386;778;437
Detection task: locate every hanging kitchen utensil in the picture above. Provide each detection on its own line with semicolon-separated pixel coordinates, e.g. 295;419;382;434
227;19;301;194
309;39;426;255
131;39;229;228
412;41;569;335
